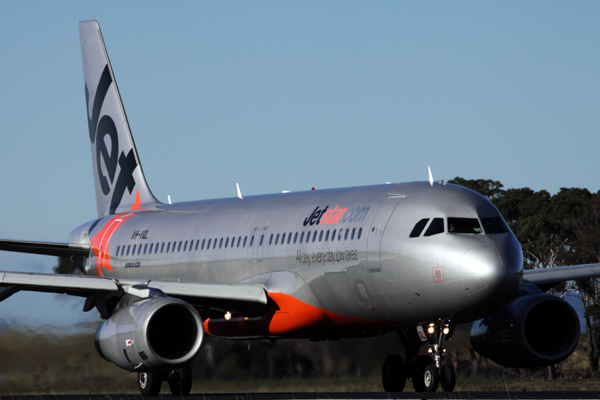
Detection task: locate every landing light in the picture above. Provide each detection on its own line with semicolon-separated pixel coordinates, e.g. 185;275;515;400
443;326;450;335
428;348;433;353
428;324;435;334
224;311;232;320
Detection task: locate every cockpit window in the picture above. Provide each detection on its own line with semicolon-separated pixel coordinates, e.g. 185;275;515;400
448;218;482;234
481;216;509;234
410;218;430;238
424;218;445;236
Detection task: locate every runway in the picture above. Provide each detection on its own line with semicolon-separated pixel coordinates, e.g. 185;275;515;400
2;393;600;400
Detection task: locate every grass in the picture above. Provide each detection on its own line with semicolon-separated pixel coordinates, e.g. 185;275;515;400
1;324;600;395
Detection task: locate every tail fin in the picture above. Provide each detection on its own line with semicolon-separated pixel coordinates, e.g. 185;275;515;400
79;20;160;217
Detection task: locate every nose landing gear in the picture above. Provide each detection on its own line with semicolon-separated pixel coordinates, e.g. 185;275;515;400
382;322;456;393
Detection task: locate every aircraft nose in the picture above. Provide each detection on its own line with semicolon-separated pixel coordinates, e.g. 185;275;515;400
459;243;522;302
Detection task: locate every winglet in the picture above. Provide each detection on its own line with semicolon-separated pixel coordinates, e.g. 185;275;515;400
428;166;434;186
237;183;243;200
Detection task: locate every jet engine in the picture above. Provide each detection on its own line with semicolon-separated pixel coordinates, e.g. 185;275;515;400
470;288;580;368
94;296;204;372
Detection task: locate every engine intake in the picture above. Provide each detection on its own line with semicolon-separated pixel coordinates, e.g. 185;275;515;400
470;291;580;368
95;296;204;372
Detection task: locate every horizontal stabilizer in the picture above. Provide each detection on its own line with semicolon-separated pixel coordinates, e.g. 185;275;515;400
0;240;90;257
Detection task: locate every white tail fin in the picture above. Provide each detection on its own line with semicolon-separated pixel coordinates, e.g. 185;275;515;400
79;20;160;217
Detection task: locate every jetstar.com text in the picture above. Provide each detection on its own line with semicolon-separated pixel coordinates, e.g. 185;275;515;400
303;205;370;226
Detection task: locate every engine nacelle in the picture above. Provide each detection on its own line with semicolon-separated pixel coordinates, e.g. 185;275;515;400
94;296;204;372
470;291;580;368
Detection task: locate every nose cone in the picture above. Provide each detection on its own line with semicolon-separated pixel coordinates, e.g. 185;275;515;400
459;243;522;305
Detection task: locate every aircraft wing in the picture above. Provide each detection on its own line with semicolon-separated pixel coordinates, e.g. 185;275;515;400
0;239;90;257
0;271;268;316
523;263;600;287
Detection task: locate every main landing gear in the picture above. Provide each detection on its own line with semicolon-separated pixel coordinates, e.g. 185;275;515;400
382;322;456;393
137;364;193;396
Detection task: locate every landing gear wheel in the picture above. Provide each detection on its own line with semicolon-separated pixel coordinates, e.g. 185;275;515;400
167;365;193;396
412;355;433;392
138;372;163;396
423;364;439;392
382;355;406;392
440;364;456;392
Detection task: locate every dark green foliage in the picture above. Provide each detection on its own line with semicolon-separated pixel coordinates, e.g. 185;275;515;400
447;177;504;200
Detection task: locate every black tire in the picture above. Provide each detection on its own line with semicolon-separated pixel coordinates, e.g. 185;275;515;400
411;355;433;392
423;364;439;392
382;355;406;392
138;372;163;396
440;364;456;392
168;364;193;396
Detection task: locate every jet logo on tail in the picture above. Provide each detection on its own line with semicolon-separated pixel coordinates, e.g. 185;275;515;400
85;64;139;215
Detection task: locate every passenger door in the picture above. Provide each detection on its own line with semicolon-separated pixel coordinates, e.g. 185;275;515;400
366;196;405;272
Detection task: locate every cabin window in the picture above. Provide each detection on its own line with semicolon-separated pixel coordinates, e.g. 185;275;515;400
325;230;330;241
219;238;223;249
259;234;264;246
410;219;429;238
338;230;343;240
448;218;482;234
183;241;188;251
237;237;241;247
424;218;445;236
243;236;247;247
149;243;153;254
358;227;363;239
160;243;164;253
213;238;217;249
481;216;509;234
301;232;306;243
331;229;336;241
231;237;235;247
288;233;292;244
138;245;143;255
195;240;199;250
269;234;273;245
281;233;285;244
312;231;317;242
165;243;170;253
294;232;298;244
344;229;349;240
249;236;254;247
319;231;323;242
351;228;356;240
224;237;229;248
201;239;206;250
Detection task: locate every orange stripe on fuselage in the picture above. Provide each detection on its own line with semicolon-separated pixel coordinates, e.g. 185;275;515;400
90;212;136;276
203;292;389;338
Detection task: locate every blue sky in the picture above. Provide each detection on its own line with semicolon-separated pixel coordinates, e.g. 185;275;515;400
0;2;599;327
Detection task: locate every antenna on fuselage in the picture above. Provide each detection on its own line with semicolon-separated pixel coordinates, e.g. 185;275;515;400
428;166;434;186
237;183;243;200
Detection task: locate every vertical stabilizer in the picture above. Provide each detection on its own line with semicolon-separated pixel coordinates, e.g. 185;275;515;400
79;20;160;217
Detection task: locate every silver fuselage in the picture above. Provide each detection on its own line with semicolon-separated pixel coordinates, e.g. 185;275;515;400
70;182;523;339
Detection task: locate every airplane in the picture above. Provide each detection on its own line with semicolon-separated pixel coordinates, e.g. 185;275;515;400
1;19;600;396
